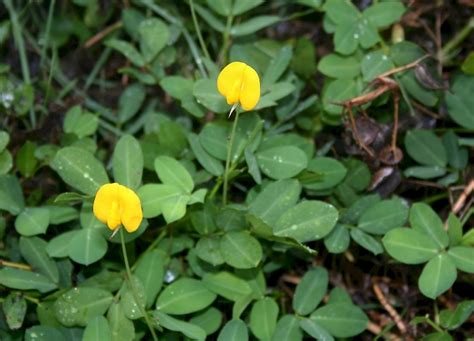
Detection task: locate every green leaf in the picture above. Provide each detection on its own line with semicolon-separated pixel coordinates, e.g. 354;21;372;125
233;0;264;15
410;203;449;249
138;18;169;63
293;267;328;315
137;184;189;223
191;207;217;235
301;157;347;190
445;74;474;129
113;135;143;190
256;146;307;180
188;133;224;176
447;246;474;273
105;39;145;67
48;205;78;224
156;278;216;315
134;250;164;308
83;316;112;341
68;228;108;266
189;307;222;336
54;287;113;328
398;71;439;107
299;318;333;341
217;319;248;341
272;315;303;341
231;15;280;36
154;156;194;193
310;303;368;338
107;302;135;341
361;50;394;82
328;287;352;305
0;175;24;214
193;78;229;113
63;106;98;138
15;207;50;236
199;123;228;160
323;0;359;24
19;236;59;283
250;298;279;340
442;131;468;170
318;54;360;79
206;0;232;16
120;276;146;320
324;224;350;254
383;228;440;264
51;147;109;196
160;76;194;101
342;194;381;224
249;179;301;225
0;130;9;152
0;149;13;175
358;197;408;235
16;141;38;178
405;130;447;167
154;311;206;340
322;78;360;114
418;254;457;299
447;213;463;247
118;83;145;123
46;231;77;259
403;165;446;179
0;268;56;293
245;148;262;184
196;237;224;266
461;52;474;74
24;326;65;341
334;23;359;55
274;201;338;242
363;2;405;27
203;271;252;301
220;231;262;269
439;300;474;330
262;45;293;90
3;293;27;330
350;229;384;255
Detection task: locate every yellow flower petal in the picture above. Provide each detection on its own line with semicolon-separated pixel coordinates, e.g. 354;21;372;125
93;183;120;225
240;65;260;111
217;61;260;111
118;185;143;233
93;183;143;233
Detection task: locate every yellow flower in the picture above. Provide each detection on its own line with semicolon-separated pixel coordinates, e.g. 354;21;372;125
217;61;260;111
93;183;143;233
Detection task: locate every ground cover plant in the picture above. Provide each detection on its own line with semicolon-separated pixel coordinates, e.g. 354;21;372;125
0;0;473;340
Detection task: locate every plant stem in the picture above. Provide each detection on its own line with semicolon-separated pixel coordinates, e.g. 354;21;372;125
5;0;36;128
441;16;474;63
219;13;234;65
189;0;211;61
120;229;158;341
40;0;55;67
223;108;240;205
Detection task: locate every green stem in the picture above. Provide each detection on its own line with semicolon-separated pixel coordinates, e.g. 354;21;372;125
120;229;158;341
219;13;234;65
131;227;168;272
441;16;474;63
223;108;240;205
40;0;55;67
5;0;35;128
189;0;210;61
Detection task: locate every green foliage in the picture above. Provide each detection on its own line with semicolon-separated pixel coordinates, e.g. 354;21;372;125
0;0;472;339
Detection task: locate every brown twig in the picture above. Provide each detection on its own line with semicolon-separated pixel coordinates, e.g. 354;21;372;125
0;259;32;271
84;21;123;48
452;179;474;214
372;279;407;335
